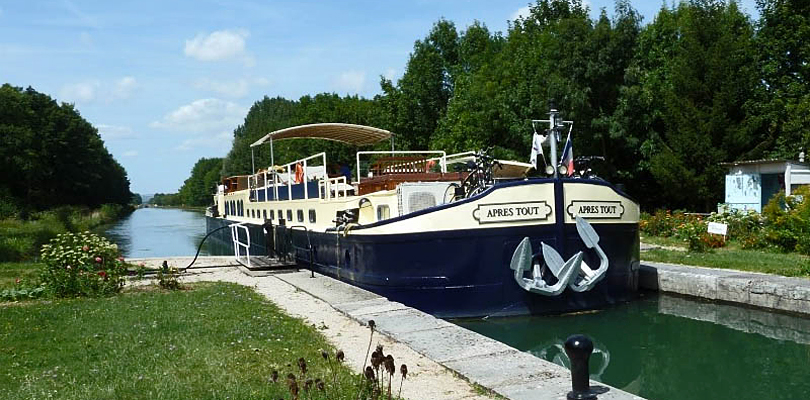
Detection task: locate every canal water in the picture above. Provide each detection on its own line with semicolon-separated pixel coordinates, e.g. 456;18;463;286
104;207;229;258
106;208;810;400
456;293;810;400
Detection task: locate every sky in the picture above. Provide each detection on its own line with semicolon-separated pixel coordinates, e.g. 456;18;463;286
0;0;760;195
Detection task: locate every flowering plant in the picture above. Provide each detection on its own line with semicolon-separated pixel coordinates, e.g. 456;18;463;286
40;231;127;297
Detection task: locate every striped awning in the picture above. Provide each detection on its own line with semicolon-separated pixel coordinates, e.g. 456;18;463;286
250;123;392;147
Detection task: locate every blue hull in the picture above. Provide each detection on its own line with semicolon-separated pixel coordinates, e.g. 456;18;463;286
205;216;640;318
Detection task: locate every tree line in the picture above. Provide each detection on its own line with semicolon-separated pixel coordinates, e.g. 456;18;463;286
0;84;133;217
177;0;808;211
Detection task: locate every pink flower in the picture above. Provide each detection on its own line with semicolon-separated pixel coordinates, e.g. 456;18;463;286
117;256;125;262
15;278;20;285
82;245;89;252
95;257;102;263
98;271;107;279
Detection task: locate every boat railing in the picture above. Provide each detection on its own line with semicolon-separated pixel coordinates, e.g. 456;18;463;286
356;151;447;181
230;223;251;268
321;176;349;200
250;152;329;202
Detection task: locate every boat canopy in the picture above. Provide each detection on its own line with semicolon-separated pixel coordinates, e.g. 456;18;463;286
250;123;392;147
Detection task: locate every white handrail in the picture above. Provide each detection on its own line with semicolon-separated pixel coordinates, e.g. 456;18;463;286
230;223;251;268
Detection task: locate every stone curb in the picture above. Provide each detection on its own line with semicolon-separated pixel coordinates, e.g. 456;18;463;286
276;271;645;400
640;261;810;315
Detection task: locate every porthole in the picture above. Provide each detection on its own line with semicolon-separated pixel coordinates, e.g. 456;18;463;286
270;210;275;220
287;210;293;221
309;209;316;223
297;209;304;222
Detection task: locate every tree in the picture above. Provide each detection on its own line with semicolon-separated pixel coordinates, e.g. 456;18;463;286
0;84;133;211
178;158;223;206
378;19;459;150
610;1;761;210
753;0;810;159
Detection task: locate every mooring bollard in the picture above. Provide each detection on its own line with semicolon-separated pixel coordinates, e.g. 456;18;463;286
564;334;597;400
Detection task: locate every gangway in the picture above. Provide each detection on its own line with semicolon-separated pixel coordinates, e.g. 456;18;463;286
228;222;300;275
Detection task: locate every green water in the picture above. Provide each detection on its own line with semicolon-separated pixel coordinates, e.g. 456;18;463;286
456;293;810;400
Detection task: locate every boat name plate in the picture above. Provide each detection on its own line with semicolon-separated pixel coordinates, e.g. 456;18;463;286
473;201;552;224
566;200;625;219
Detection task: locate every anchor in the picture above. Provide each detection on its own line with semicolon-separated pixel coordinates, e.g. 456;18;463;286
509;216;609;295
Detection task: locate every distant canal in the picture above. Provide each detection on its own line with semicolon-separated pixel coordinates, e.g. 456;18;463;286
456;292;810;400
104;207;229;258
106;208;810;400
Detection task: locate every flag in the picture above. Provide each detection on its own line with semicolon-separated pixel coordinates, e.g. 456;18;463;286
559;131;574;176
529;132;547;167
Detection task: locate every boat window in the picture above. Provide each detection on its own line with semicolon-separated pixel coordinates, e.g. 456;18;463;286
278;210;283;220
377;205;390;221
297;209;304;222
287;210;293;221
252;209;256;218
263;210;267;220
270;210;275;220
309;209;316;223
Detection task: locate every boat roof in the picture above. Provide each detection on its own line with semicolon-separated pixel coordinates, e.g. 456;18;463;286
250;123;392;147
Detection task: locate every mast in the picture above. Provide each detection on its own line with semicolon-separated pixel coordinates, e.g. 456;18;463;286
548;99;559;179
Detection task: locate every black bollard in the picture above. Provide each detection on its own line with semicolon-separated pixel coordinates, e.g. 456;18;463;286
564;334;597;400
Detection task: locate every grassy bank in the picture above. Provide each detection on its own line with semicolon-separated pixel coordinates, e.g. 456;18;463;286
0;262;42;289
0;204;132;262
642;240;810;277
0;282;371;400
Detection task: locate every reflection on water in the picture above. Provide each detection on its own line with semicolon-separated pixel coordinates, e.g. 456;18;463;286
455;293;810;400
105;208;226;258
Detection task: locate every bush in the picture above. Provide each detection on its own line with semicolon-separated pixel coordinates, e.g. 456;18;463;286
760;187;810;254
155;264;182;290
39;231;127;297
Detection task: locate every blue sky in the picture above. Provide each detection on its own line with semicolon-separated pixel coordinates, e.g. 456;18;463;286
0;0;760;195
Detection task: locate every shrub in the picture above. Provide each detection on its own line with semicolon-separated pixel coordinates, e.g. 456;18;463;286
155;264;182;290
761;187;810;254
40;231;127;297
707;207;764;241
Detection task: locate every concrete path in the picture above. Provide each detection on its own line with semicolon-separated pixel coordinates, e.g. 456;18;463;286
127;257;644;400
640;261;810;315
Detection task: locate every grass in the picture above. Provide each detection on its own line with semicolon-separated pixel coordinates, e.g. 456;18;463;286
0;262;43;290
0;282;371;400
0;204;133;262
642;244;810;277
639;235;688;249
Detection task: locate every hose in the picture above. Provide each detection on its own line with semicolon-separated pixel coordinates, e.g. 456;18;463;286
181;224;231;272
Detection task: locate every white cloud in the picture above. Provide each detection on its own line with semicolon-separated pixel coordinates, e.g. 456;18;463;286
512;6;531;21
113;76;137;99
193;77;269;98
60;80;100;103
334;70;366;94
175;131;231;151
184;29;250;63
97;124;135;140
122;150;138;157
150;98;246;134
60;76;136;104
